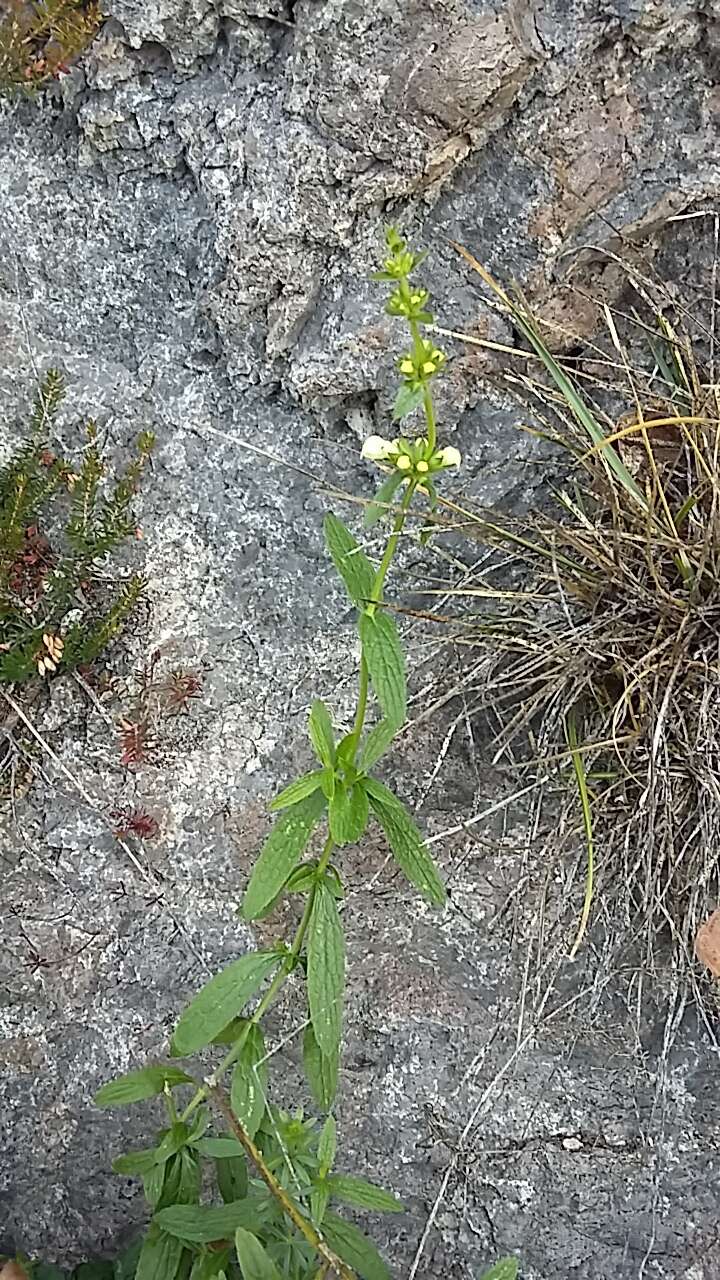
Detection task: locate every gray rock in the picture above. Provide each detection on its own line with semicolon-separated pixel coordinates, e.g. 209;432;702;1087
2;1;720;1277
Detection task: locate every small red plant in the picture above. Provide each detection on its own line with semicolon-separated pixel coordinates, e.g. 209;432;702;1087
159;668;203;715
112;808;160;841
118;717;152;767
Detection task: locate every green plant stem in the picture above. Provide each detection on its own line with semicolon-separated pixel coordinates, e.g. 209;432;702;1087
408;315;436;452
209;1083;357;1280
347;481;416;763
370;480;416;605
180;834;337;1124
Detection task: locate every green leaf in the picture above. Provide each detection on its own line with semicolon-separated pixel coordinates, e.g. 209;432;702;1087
285;863;318;894
154;1150;200;1212
216;1153;249;1205
359;719;397;772
95;1066;193;1108
74;1262;114;1279
135;1226;186;1280
171;952;278;1057
307;884;345;1059
112;1147;160;1177
269;770;325;812
154;1202;257;1243
392;383;424;422
193;1137;244;1159
365;778;446;906
323;513;376;607
318;1114;336;1176
364;470;405;529
114;1239;142;1280
143;1159;166;1208
327;1174;404;1213
154;1122;192;1164
303;1023;338;1110
242;789;327;922
30;1267;67;1280
234;1229;282;1280
359;610;406;730
478;1261;519;1280
322;1212;390;1280
189;1251;231;1280
230;1024;267;1139
308;699;335;767
329;782;369;846
310;1179;330;1227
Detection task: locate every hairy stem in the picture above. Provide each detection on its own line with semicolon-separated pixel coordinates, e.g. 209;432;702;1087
209;1084;357;1280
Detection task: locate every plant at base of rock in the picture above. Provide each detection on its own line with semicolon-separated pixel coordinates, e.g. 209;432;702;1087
95;229;456;1280
449;238;720;979
0;370;153;686
0;0;100;96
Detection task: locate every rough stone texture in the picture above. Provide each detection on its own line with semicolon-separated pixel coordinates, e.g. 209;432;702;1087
2;2;720;1278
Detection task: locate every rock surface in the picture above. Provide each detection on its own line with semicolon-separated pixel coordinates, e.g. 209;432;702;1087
2;2;720;1277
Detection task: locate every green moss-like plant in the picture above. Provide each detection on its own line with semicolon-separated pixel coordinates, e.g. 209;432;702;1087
0;0;100;96
0;369;153;684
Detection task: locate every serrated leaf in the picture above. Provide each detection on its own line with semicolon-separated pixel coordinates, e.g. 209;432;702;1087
323;513;376;607
392;383;424;422
242;789;327;921
310;1179;330;1227
112;1147;160;1177
171;952;278;1057
230;1025;267;1139
303;1024;338;1110
193;1137;244;1159
364;470;405;529
327;1174;404;1213
359;610;406;730
478;1261;519;1280
359;720;397;772
269;770;325;812
154;1202;257;1243
308;700;335;767
307;884;345;1059
95;1066;193;1108
234;1230;282;1280
318;1114;336;1176
334;733;356;769
322;1213;390;1280
365;778;446;906
328;782;369;846
135;1226;186;1280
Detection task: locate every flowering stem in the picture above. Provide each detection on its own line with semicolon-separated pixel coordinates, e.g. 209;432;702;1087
408;316;437;453
370;479;416;605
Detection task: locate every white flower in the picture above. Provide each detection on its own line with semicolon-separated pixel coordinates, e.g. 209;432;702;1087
435;445;461;468
361;435;395;462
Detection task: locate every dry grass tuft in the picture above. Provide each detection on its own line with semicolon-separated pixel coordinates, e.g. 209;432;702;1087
435;222;720;1012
